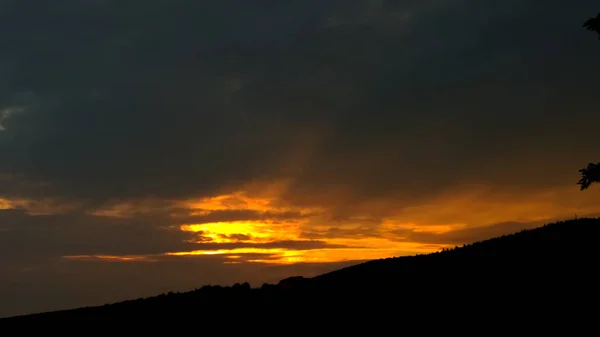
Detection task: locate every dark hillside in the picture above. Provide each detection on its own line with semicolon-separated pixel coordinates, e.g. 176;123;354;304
310;218;599;305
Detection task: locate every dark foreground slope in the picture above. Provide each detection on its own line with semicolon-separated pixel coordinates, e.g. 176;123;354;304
2;218;599;326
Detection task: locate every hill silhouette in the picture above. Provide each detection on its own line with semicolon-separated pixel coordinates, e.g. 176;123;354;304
1;217;599;328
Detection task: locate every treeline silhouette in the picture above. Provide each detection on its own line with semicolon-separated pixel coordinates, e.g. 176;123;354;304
1;217;599;327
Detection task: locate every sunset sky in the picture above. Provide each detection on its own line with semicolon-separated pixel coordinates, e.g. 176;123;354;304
1;0;600;317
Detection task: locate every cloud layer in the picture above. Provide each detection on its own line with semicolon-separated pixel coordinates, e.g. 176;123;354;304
1;0;600;317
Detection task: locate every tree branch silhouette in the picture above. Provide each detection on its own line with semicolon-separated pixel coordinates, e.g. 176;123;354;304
578;163;600;190
578;13;600;191
583;12;600;39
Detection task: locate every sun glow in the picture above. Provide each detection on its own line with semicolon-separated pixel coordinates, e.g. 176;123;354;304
173;213;451;264
63;254;157;262
164;246;429;264
180;221;301;243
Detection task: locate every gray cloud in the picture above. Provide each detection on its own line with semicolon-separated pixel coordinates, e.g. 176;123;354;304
0;0;597;205
0;107;21;131
0;209;196;261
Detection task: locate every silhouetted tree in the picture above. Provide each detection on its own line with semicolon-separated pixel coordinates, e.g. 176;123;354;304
583;13;600;39
578;163;600;190
578;14;600;190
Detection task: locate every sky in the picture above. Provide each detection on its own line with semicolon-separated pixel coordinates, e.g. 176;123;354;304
1;0;600;318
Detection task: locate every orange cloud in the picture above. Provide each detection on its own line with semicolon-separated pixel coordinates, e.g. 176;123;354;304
63;254;158;262
165;244;437;264
378;184;600;227
88;198;175;218
0;197;28;210
168;186;457;263
62;180;600;266
0;196;78;215
180;221;300;243
181;183;321;215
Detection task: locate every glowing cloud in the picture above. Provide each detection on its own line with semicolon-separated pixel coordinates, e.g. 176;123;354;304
165;246;430;264
180;221;301;243
172;188;456;264
182;188;319;215
63;254;158;262
0;197;28;210
62;183;600;265
0;196;79;215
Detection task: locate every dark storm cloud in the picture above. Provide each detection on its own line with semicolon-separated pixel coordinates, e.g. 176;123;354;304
0;209;197;262
0;0;348;200
0;0;597;206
